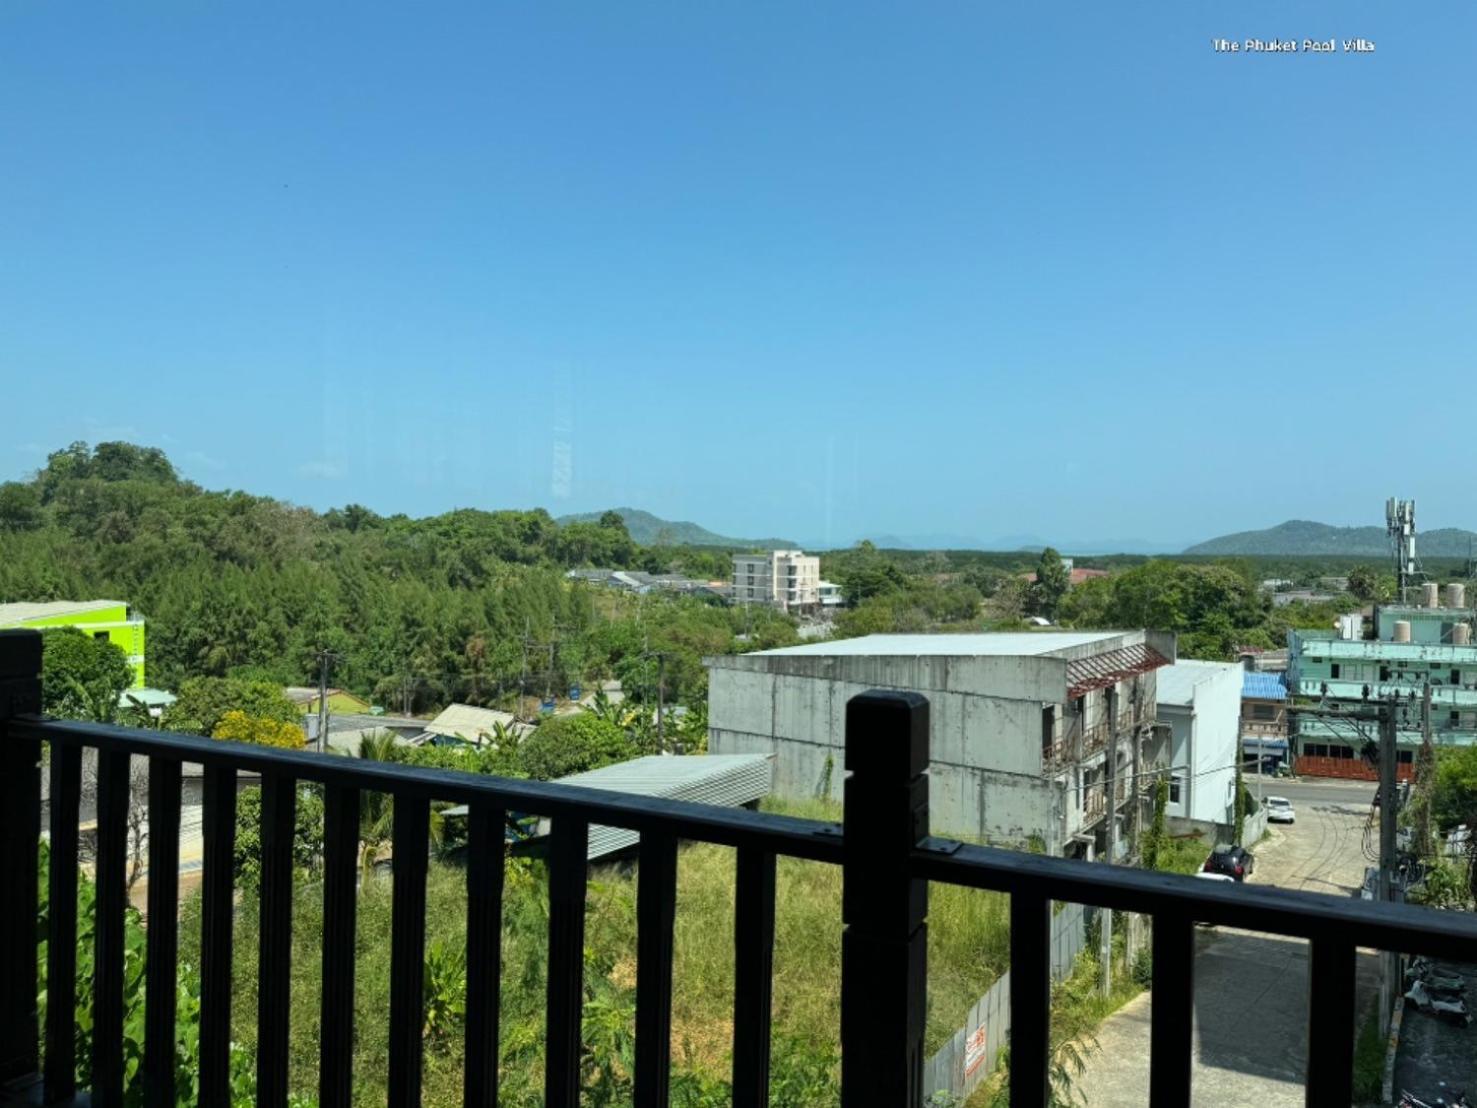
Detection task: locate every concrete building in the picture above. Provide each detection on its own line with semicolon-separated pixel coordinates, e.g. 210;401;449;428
731;550;821;612
1154;660;1241;838
1288;585;1477;780
0;600;146;688
1240;670;1289;768
705;630;1175;857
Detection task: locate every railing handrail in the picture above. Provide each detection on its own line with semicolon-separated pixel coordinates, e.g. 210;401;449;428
16;714;1477;960
13;716;845;864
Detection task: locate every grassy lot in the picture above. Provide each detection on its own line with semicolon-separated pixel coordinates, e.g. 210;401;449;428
178;795;1015;1105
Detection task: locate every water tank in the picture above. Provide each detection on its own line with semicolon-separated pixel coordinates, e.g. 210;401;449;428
1424;582;1440;609
1448;583;1467;609
1455;623;1472;646
1394;620;1413;643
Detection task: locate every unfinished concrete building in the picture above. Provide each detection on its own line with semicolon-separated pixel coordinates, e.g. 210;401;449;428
705;631;1175;858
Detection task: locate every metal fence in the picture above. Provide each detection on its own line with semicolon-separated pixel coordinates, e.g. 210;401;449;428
4;627;1477;1108
922;903;1091;1101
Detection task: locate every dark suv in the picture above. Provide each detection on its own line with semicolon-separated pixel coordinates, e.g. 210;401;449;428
1203;844;1255;882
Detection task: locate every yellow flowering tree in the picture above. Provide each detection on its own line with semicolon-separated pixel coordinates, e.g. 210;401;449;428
211;710;304;749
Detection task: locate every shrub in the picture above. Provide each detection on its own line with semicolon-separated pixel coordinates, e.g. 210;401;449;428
515;713;634;780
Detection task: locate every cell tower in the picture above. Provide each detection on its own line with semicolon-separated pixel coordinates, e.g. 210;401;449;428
1386;497;1420;598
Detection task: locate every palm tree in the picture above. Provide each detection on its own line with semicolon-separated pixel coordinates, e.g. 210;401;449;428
355;730;398;878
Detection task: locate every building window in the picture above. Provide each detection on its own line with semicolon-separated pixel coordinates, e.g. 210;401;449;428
1453;670;1462;686
94;631;110;641
1169;776;1182;805
1331;664;1341;679
1380;666;1391;682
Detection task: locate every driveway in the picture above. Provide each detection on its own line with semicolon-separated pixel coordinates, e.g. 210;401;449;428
1075;779;1378;1107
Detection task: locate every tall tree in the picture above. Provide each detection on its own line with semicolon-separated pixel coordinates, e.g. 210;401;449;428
40;627;133;722
1029;547;1070;620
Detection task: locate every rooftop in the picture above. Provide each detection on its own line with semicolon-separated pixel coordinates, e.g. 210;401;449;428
1243;672;1288;701
749;631;1125;658
425;702;530;741
1155;658;1243;707
0;599;128;624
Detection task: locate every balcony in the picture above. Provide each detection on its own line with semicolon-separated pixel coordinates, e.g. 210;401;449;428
3;629;1476;1106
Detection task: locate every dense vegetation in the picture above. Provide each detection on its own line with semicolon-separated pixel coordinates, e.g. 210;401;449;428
1;442;798;713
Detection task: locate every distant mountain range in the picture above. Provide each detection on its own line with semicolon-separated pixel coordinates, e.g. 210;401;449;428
555;508;796;549
1184;520;1477;557
863;533;1174;555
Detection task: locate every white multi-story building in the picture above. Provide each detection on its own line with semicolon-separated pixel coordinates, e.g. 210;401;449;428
1153;659;1241;838
731;550;821;612
705;630;1176;856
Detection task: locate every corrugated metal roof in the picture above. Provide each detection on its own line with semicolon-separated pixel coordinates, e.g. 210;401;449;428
1066;643;1172;698
1155;659;1242;706
750;632;1124;659
0;599;127;624
524;754;774;860
426;703;529;740
1242;672;1288;701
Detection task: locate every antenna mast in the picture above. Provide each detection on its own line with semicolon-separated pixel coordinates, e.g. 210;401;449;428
1386;497;1420;600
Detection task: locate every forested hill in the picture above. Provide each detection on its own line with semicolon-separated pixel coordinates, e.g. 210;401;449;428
555;507;794;549
1185;519;1477;557
0;442;800;709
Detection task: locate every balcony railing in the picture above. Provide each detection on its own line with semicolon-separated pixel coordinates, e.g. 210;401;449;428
4;629;1477;1107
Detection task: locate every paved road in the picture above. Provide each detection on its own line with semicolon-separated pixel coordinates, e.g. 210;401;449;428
1075;786;1379;1107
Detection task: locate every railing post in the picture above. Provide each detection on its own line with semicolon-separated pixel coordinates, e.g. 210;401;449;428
0;630;43;1090
841;690;929;1108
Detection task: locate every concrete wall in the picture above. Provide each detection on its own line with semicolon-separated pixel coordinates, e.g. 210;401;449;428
707;664;1061;845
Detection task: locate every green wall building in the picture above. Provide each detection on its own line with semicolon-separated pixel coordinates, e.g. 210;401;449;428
0;600;147;688
1288;597;1477;779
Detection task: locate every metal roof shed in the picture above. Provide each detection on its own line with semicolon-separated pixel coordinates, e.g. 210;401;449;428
543;754;774;861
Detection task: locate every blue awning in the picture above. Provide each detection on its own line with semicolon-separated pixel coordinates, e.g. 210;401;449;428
1241;738;1289;754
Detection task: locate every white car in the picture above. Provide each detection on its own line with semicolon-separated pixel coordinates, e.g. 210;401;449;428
1266;796;1296;824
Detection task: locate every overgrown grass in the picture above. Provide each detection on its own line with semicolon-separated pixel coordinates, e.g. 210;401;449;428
1352;1000;1385;1103
963;930;1142;1108
177;794;1015;1104
1156;833;1211;875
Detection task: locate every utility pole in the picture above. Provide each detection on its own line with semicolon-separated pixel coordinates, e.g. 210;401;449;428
657;652;666;753
1378;699;1399;1031
1100;686;1118;997
314;648;339;754
641;650;668;753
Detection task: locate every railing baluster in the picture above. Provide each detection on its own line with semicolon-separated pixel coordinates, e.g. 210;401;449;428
635;832;679;1107
144;758;182;1108
1009;892;1050;1108
1149;911;1194;1106
731;847;776;1108
257;773;298;1107
319;784;359;1108
544;817;588;1108
389;794;430;1108
0;629;42;1090
93;748;131;1107
1305;937;1356;1107
45;742;82;1101
464;803;506;1108
199;765;237;1104
841;691;930;1108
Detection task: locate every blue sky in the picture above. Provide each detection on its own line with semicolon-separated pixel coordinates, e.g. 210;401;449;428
3;3;1473;550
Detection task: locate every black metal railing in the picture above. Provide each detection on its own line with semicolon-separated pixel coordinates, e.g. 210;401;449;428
4;627;1477;1107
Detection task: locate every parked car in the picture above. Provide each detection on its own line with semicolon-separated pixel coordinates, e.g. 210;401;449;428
1203;844;1255;881
1265;796;1296;824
